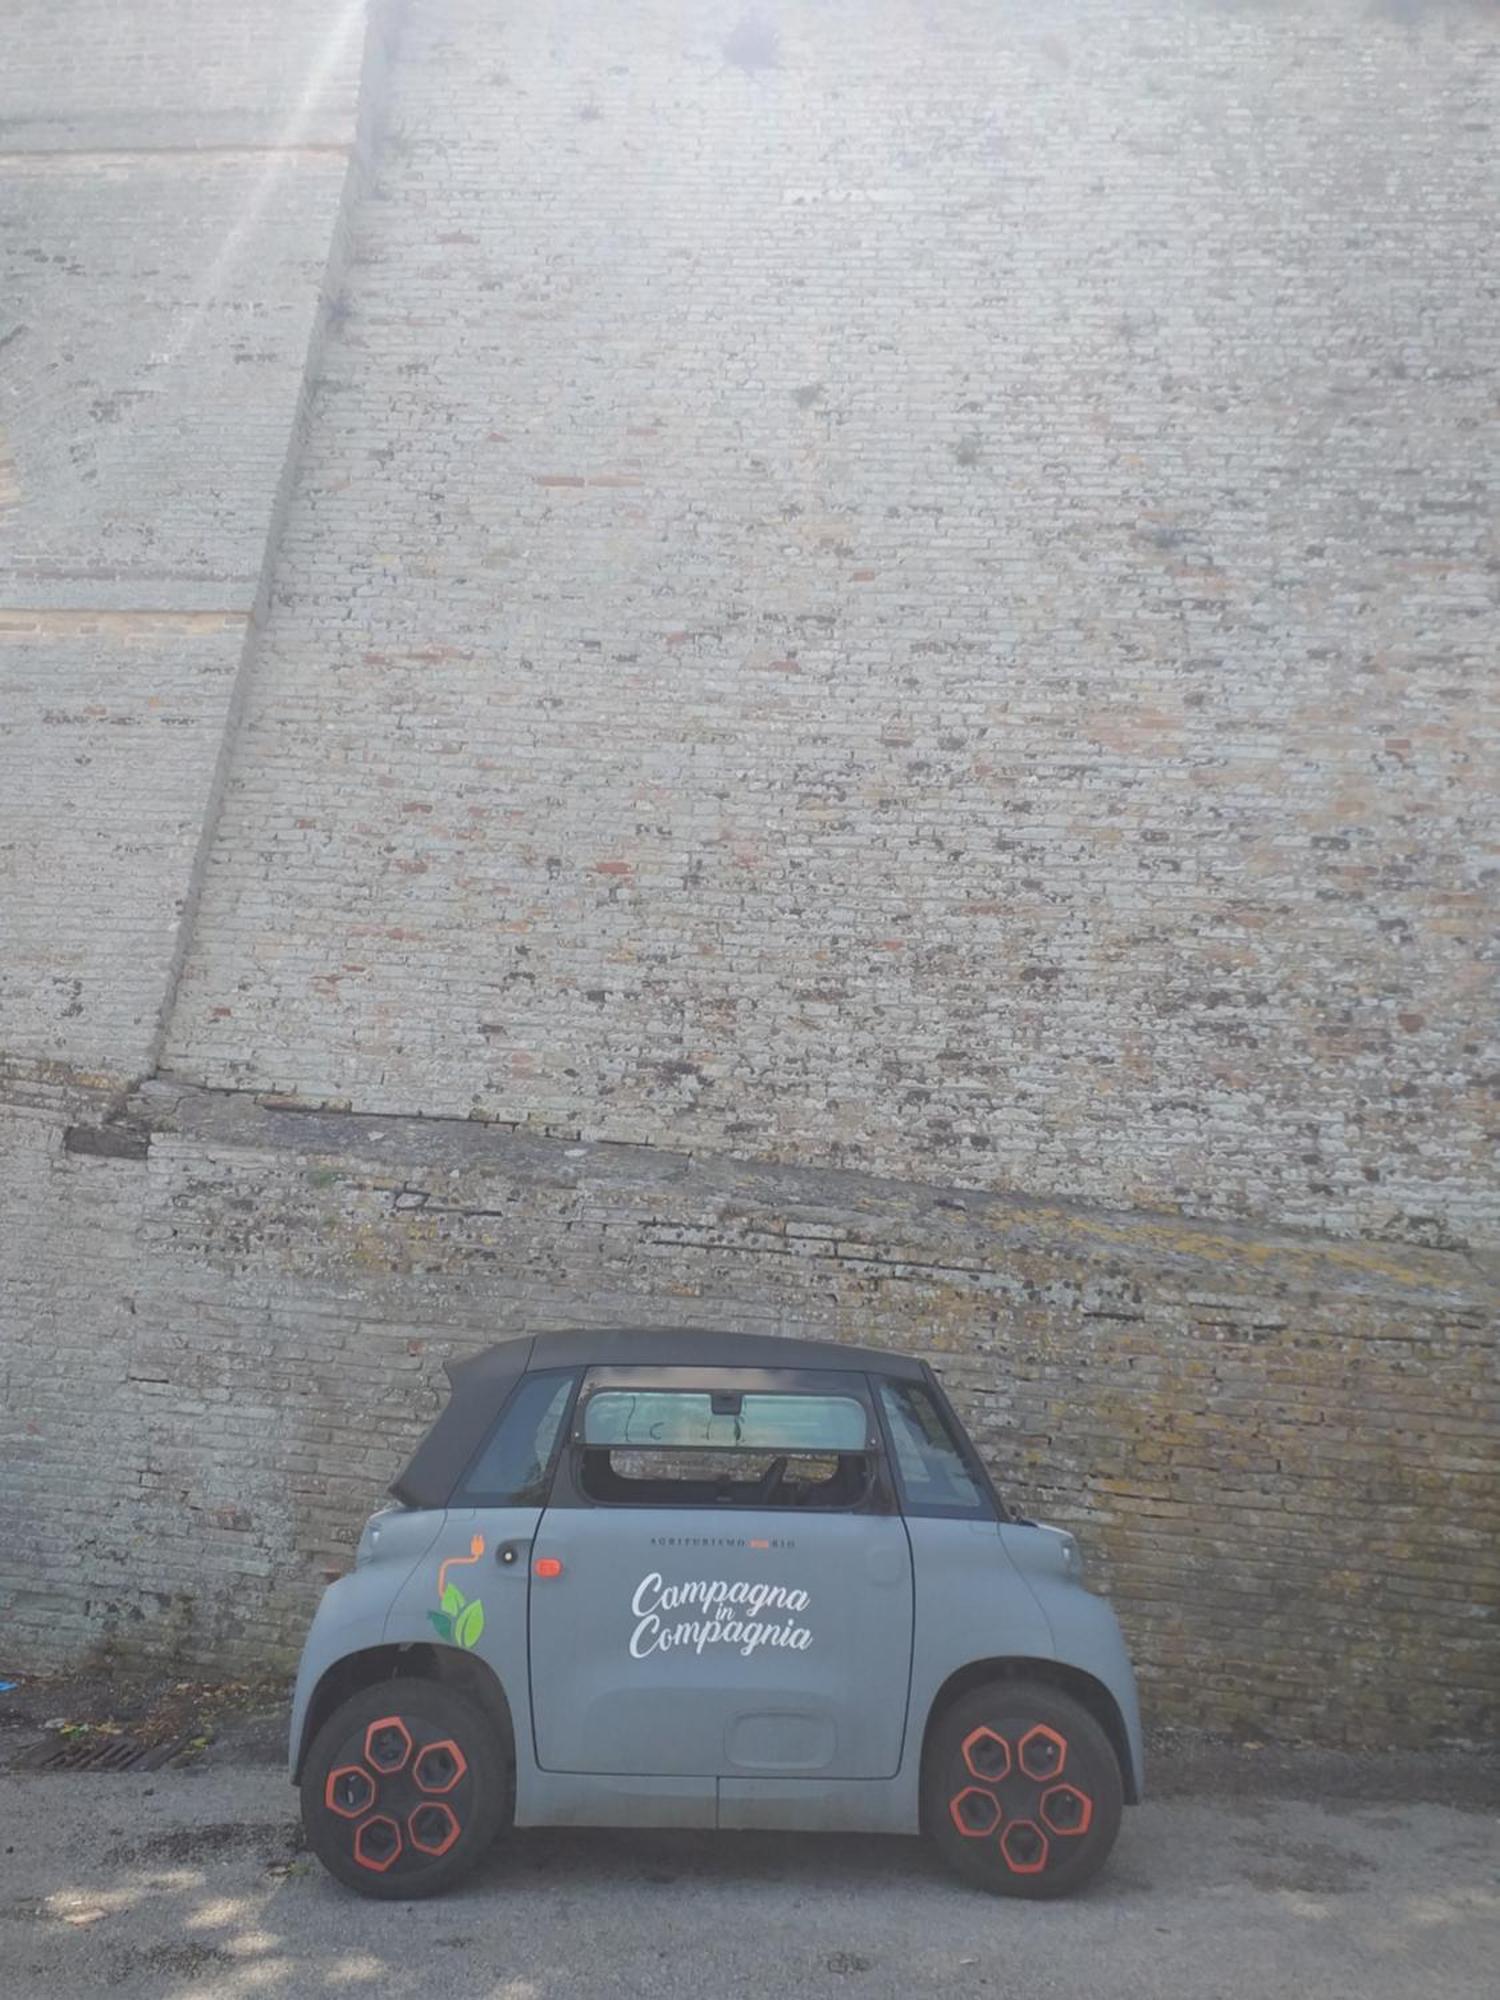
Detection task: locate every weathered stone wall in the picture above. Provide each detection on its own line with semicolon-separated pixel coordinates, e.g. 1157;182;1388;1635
164;0;1500;1244
2;1082;1495;1747
0;1;367;1075
2;0;1496;1749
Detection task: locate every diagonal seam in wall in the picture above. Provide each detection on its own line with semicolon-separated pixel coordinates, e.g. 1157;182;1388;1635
145;0;410;1079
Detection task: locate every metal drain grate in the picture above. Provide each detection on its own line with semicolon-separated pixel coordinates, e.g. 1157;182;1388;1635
15;1732;199;1773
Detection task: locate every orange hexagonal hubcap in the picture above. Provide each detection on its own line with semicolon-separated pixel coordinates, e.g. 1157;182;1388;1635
353;1814;403;1872
948;1786;1003;1838
408;1801;461;1856
1017;1723;1067;1781
413;1738;468;1795
960;1725;1012;1784
1000;1818;1049;1874
324;1765;375;1819
364;1715;413;1774
1040;1782;1093;1837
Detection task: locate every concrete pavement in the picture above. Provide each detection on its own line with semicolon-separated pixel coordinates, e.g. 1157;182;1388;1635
0;1760;1496;1999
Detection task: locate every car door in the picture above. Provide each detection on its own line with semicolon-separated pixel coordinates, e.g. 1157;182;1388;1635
527;1366;915;1780
390;1368;580;1723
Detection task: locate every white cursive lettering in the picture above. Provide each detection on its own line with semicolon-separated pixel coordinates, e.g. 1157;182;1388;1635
628;1571;814;1659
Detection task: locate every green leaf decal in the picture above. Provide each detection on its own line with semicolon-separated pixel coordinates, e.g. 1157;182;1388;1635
454;1598;485;1650
427;1609;455;1641
441;1584;466;1616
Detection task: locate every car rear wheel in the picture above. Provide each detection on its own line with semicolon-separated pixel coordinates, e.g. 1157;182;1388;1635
301;1676;508;1899
924;1679;1124;1898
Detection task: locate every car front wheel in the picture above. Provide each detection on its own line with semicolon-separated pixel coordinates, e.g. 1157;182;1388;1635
923;1679;1124;1898
301;1675;508;1899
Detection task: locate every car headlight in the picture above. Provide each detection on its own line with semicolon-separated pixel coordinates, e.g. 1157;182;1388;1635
354;1505;397;1568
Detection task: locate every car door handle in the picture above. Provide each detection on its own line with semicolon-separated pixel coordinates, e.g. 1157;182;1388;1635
496;1540;531;1570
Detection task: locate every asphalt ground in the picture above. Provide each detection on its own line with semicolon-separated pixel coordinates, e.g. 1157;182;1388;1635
0;1729;1495;2000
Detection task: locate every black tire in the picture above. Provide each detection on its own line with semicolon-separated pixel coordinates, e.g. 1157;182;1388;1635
301;1676;509;1900
923;1679;1124;1899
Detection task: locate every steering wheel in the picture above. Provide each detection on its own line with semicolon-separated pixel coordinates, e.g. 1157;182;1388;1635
754;1455;789;1505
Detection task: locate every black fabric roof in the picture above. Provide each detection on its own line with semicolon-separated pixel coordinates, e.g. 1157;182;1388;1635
390;1338;534;1509
389;1327;924;1508
518;1326;926;1378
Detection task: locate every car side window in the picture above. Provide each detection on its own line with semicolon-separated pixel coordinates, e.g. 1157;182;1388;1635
456;1369;576;1507
877;1380;991;1518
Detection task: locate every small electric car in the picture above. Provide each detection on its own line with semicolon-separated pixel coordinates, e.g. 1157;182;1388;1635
291;1328;1142;1899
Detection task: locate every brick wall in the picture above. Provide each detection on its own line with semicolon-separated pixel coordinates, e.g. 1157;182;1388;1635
0;613;246;1064
163;0;1500;1244
1;0;1496;1748
0;1;367;1076
1;1083;1494;1747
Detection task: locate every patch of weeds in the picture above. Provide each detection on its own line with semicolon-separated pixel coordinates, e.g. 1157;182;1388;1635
267;1855;317;1881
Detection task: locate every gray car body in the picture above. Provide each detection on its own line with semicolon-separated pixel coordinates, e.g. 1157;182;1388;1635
289;1332;1143;1833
